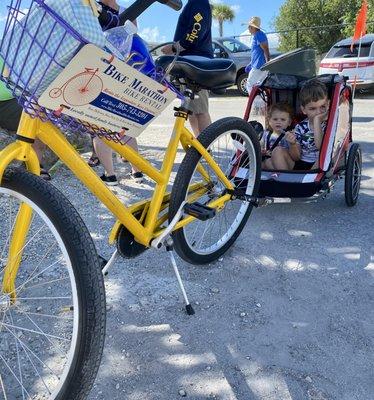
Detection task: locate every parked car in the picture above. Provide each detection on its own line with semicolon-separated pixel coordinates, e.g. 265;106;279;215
319;34;374;91
211;37;250;95
149;38;281;96
212;37;282;96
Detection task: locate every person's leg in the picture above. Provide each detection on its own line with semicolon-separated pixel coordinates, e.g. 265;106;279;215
32;139;46;164
188;90;211;136
0;98;22;132
88;137;100;167
246;68;268;94
189;113;211;136
188;114;200;136
262;158;274;170
93;137;115;176
196;112;212;133
124;137;141;174
271;147;295;170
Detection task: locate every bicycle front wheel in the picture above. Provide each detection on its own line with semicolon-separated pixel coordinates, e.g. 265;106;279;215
0;170;106;399
169;117;261;264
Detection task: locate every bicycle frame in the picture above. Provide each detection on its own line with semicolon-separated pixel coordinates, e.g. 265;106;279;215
0;107;234;296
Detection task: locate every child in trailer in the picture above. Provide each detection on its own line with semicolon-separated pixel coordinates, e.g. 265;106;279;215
261;102;300;170
293;79;329;170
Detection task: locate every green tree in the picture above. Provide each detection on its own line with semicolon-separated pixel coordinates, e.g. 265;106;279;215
211;3;235;37
274;0;373;54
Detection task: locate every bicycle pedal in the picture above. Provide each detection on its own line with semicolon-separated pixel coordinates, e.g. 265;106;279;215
184;202;216;221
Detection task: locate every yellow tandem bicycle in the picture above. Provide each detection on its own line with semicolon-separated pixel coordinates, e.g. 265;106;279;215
0;0;261;398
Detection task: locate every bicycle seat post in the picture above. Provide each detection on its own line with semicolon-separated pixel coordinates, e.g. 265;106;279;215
165;237;195;316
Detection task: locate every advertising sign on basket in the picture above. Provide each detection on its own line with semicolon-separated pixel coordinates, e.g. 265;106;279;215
38;44;177;137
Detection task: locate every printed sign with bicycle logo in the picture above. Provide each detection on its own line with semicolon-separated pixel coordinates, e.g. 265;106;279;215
38;44;177;137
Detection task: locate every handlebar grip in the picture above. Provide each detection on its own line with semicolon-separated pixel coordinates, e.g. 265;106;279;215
157;0;183;11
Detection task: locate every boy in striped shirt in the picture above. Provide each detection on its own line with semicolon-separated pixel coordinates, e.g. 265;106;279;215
294;79;329;170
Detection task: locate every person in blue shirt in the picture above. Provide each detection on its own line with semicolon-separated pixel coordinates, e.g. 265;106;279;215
161;0;213;136
245;16;270;94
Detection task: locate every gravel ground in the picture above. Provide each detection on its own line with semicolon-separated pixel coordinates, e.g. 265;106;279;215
47;90;373;400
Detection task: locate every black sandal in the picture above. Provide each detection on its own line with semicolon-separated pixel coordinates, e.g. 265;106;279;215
40;165;51;181
88;155;100;167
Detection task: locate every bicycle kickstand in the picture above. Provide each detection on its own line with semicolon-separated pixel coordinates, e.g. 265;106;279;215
165;237;195;316
101;249;119;276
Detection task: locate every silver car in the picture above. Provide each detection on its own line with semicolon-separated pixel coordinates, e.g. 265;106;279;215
319;34;374;91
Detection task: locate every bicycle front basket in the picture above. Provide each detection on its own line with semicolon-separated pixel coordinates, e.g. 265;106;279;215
0;0;106;102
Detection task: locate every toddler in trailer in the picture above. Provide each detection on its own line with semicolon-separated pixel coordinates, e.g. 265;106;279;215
261;102;299;170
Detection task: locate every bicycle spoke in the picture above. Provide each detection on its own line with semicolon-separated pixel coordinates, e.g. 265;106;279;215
14;305;70;356
21;275;70;292
0;353;32;399
2;321;59;381
0;215;43;277
15;256;65;295
0;322;70;341
9;310;26;400
0;373;8;400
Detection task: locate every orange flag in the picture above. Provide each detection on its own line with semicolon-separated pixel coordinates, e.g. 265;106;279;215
350;0;368;52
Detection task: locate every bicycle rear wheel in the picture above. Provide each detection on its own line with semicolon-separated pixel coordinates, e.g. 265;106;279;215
169;117;261;264
0;170;106;399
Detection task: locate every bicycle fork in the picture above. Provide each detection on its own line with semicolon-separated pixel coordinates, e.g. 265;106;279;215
0;113;40;300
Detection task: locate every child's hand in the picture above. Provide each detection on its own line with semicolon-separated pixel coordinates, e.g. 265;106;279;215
314;110;329;124
285;130;297;144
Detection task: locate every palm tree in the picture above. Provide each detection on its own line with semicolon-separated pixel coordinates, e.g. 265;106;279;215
211;3;235;37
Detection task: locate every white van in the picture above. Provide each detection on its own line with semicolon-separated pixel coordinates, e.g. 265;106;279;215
319;34;374;90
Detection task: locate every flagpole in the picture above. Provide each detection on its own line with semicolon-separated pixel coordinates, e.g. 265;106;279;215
352;36;363;99
351;0;368;99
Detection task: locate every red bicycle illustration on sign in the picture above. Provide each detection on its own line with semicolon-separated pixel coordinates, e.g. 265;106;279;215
49;67;103;106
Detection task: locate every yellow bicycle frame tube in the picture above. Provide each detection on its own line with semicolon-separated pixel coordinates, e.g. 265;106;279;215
0;111;235;295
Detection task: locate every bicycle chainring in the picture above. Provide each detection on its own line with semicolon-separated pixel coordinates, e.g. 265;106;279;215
116;224;148;259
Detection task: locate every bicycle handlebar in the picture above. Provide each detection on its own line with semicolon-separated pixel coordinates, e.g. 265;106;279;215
119;0;182;25
157;0;183;11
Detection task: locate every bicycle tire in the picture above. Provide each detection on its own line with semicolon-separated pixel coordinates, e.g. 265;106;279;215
0;169;106;400
344;143;362;207
169;117;261;264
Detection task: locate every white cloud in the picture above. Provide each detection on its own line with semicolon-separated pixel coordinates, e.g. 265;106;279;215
138;26;166;44
231;5;241;13
210;1;240;13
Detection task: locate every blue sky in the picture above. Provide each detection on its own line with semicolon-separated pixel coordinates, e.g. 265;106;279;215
0;0;285;43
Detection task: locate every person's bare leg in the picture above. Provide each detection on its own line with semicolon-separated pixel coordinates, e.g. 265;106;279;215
311;160;319;169
32;139;46;165
189;113;211;136
262;158;274;170
93;137;115;176
196;113;211;133
189;114;200;136
124;137;141;174
271;147;295;170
